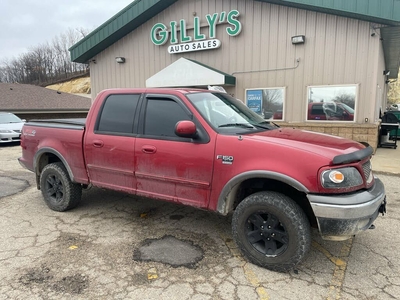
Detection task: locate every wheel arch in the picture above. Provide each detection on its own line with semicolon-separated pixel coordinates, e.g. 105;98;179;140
216;171;317;227
34;148;75;189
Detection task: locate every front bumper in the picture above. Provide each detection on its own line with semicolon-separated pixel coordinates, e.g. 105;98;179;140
0;132;21;143
308;177;386;240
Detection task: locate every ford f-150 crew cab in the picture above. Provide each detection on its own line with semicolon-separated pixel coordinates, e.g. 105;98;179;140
18;88;387;272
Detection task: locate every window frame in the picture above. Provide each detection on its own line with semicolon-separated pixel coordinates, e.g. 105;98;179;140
306;84;358;123
245;87;286;122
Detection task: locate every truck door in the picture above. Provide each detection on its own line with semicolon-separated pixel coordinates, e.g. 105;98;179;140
135;94;214;208
84;94;141;194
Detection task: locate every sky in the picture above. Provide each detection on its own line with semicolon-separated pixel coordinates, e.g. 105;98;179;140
0;0;135;61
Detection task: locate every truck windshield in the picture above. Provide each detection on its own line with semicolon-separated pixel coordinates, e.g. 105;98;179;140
186;92;277;132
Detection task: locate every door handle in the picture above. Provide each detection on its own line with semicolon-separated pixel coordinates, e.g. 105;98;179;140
142;145;157;154
93;140;104;148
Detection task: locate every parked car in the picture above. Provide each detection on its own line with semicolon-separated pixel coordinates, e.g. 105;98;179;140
308;102;354;121
273;110;283;120
0;112;25;143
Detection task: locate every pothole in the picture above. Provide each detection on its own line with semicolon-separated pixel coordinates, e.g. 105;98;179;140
133;235;204;268
51;274;89;294
0;176;29;198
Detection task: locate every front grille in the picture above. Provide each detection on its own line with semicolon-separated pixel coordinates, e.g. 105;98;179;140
362;161;371;180
13;130;21;133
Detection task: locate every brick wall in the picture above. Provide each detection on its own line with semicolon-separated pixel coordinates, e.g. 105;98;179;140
278;123;379;151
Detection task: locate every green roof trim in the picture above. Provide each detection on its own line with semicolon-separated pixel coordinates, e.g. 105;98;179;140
186;59;236;85
255;0;400;26
381;26;400;79
69;0;179;63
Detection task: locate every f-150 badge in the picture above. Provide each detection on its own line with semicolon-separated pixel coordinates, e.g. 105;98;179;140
217;155;234;165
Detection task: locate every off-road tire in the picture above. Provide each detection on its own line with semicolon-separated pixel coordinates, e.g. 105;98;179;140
232;191;311;272
40;162;82;211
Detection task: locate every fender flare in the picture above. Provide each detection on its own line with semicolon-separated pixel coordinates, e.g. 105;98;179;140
34;147;76;183
216;170;309;215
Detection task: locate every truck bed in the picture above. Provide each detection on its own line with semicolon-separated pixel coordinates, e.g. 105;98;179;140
27;118;86;129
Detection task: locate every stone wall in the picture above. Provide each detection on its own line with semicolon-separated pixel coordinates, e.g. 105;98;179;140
278;123;379;151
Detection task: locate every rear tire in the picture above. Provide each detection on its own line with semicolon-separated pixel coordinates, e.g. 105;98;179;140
40;162;82;211
232;191;311;272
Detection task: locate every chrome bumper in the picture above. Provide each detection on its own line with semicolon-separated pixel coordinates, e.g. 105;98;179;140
308;177;386;240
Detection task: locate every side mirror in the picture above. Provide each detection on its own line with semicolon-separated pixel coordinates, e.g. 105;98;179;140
175;120;197;138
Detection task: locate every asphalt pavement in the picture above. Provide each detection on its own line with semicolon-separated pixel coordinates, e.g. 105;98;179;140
0;143;399;300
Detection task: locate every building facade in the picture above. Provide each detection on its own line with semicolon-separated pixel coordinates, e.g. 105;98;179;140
70;0;400;149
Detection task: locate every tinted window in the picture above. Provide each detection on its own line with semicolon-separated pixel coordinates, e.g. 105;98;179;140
144;99;190;137
311;105;324;115
97;94;140;134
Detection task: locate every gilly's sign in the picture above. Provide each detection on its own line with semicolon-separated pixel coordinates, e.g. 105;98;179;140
150;10;242;54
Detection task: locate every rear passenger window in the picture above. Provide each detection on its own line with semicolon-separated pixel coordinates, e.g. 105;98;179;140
144;99;190;137
97;94;140;134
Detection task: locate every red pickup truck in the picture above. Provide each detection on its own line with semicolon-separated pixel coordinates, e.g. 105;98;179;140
19;88;386;272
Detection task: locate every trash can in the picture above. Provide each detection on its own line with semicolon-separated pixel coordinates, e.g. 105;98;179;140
379;112;399;149
389;111;400;140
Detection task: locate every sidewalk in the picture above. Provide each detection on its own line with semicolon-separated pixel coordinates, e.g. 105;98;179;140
371;144;400;176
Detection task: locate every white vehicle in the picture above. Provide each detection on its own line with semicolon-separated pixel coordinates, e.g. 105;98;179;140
0;112;25;143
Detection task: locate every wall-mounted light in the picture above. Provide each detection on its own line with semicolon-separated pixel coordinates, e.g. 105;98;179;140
291;35;305;44
383;70;390;76
115;57;126;64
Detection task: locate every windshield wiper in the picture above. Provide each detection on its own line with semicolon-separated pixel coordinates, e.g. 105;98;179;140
218;123;255;129
256;121;280;129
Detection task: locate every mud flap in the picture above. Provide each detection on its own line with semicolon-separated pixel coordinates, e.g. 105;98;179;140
379;197;387;216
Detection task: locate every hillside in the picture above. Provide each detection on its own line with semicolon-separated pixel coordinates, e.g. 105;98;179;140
46;77;91;98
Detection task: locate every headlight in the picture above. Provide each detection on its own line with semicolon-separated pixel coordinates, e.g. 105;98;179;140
0;129;14;133
321;167;363;189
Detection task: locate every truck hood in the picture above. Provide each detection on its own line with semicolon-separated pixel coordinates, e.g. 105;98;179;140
246;127;367;164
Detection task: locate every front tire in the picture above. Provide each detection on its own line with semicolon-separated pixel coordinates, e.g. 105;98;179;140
40;162;82;211
232;191;311;272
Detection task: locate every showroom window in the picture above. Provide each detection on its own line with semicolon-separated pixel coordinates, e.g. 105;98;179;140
245;88;285;120
307;85;357;122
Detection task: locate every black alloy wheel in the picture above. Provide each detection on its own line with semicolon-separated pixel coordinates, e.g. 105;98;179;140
232;191;311;272
40;162;82;211
245;212;288;257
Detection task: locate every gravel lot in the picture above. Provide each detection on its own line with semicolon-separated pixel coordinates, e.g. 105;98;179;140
1;143;399;300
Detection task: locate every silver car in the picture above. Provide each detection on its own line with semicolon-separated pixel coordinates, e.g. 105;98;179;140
0;112;25;143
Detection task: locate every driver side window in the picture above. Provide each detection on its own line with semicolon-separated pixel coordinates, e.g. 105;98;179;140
144;98;190;137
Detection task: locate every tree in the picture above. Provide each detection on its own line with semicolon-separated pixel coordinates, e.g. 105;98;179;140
333;93;355;109
0;28;89;85
262;89;283;112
